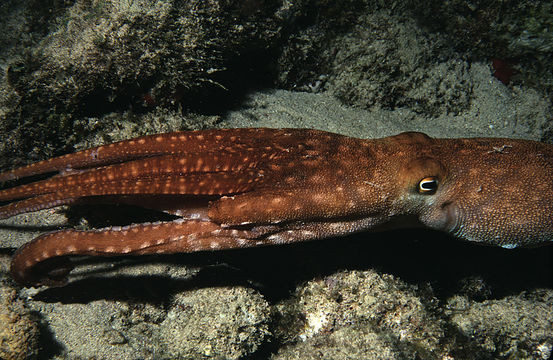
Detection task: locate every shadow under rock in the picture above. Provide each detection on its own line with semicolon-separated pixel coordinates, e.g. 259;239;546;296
220;228;553;301
31;252;264;303
0;223;66;232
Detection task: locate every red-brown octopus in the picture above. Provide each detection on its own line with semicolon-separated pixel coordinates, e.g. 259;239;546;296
0;128;552;286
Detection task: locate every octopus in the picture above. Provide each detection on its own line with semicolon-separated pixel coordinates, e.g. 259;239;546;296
0;128;552;287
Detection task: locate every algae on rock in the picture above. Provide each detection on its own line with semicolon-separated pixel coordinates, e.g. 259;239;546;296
0;0;285;169
0;284;40;360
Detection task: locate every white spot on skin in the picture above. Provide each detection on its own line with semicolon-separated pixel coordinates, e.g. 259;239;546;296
309;175;323;184
209;241;221;249
66;245;77;252
196;158;204;170
311;193;328;204
268;234;286;244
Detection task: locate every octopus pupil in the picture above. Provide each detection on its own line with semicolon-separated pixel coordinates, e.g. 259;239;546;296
419;177;438;193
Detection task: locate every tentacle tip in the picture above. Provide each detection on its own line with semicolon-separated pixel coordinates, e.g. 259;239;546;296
10;257;74;287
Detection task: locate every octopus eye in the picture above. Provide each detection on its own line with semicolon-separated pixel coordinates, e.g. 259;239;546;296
418;177;438;194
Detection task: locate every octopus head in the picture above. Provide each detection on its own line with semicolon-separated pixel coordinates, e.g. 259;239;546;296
399;155;553;247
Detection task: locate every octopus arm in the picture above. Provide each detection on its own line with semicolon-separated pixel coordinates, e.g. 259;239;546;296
0;170;264;219
0;146;305;219
0;128;313;182
9;220;231;285
0;128;321;218
10;216;387;286
209;183;384;225
0;151;275;202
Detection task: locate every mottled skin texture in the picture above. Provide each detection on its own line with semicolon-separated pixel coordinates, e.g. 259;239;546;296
0;128;552;286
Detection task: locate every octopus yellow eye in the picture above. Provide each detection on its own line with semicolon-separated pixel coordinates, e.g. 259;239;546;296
418;177;438;194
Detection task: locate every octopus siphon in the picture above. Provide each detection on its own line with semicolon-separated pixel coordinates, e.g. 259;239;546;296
0;128;552;286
